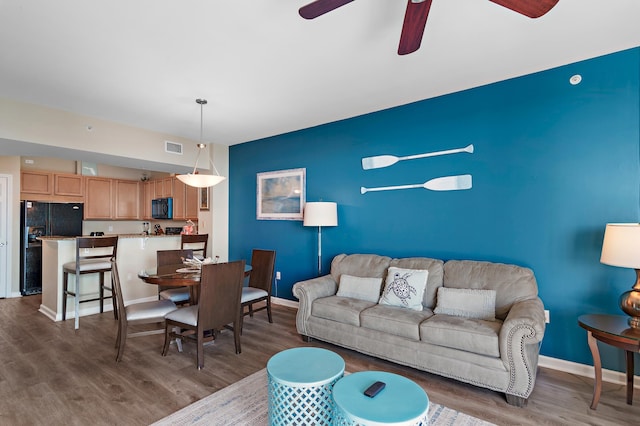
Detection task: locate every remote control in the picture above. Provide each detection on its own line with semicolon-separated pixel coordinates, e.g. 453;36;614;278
364;381;386;398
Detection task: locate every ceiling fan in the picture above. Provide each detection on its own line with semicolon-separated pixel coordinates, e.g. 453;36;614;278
299;0;560;55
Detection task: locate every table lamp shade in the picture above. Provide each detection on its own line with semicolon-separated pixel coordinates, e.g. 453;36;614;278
304;202;338;227
600;223;640;269
600;223;640;328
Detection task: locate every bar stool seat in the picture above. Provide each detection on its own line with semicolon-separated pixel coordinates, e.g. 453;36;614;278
63;259;112;272
62;236;119;329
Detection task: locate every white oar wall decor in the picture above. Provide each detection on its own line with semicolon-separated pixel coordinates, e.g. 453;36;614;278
361;175;472;194
360;144;474;194
361;144;473;170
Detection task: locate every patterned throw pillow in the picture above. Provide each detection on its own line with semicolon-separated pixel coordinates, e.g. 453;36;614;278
378;267;429;311
433;287;496;320
336;274;383;303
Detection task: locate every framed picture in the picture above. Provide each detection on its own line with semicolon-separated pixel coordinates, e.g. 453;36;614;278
257;168;306;220
200;187;210;211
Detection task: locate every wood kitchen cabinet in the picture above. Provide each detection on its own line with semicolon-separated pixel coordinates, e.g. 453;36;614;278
185;184;198;220
21;170;84;202
172;178;186;220
54;173;83;197
142;180;154;219
154;177;173;198
21;170;53;195
84;177;113;219
171;178;199;221
114;180;140;219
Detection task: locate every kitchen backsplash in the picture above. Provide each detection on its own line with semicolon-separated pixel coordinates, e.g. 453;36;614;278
83;220;196;236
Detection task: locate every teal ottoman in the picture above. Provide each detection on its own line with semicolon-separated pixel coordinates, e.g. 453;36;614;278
333;371;429;425
267;347;345;425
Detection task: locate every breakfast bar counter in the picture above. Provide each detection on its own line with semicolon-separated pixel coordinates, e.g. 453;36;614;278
39;234;181;322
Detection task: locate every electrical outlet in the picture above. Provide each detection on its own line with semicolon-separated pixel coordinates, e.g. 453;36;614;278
544;310;550;324
108;226;113;232
276;271;281;280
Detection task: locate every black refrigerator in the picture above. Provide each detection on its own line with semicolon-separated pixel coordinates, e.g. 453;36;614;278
20;201;84;295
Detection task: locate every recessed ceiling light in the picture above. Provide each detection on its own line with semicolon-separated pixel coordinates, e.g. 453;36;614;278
569;75;582;85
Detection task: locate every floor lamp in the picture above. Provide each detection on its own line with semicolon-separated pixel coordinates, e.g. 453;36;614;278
304;202;338;276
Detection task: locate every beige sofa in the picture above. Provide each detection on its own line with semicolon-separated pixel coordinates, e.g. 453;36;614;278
292;254;546;406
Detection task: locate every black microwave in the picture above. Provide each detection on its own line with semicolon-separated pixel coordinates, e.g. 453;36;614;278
152;197;173;219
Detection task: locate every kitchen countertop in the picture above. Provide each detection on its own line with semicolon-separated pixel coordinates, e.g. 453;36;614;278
38;234;180;241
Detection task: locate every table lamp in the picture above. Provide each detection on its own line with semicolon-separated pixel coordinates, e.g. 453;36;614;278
600;223;640;328
304;202;338;276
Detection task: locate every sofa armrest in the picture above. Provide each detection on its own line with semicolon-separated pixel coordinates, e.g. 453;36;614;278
292;275;338;336
499;297;546;398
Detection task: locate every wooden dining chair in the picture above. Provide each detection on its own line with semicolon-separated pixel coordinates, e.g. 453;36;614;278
240;249;276;330
162;260;246;369
181;234;208;260
157;249;193;304
111;259;177;362
62;236;119;329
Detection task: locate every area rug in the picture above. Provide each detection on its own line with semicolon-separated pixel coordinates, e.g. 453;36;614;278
152;369;495;426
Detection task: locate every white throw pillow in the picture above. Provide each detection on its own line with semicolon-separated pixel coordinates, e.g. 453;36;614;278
434;287;496;320
378;267;429;311
336;274;383;303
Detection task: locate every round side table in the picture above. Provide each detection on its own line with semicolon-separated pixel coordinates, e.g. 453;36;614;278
333;371;429;425
267;347;345;426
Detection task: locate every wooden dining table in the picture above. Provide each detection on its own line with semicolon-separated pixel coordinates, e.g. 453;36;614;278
138;263;252;304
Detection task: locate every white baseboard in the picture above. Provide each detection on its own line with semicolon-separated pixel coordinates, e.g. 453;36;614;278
271;298;637;388
539;355;640;389
272;296;299;309
38;304;57;321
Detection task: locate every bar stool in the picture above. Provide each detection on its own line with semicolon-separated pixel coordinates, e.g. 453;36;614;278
181;234;208;260
62;236;119;329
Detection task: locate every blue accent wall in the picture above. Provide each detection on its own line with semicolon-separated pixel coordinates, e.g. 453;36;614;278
230;48;640;372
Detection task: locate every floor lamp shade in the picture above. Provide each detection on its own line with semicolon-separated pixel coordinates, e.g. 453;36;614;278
600;223;640;328
304;202;338;276
303;202;338;227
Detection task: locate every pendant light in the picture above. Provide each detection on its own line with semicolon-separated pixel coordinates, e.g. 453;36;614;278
176;98;226;188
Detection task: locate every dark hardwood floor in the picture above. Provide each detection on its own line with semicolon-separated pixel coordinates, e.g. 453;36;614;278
0;295;636;425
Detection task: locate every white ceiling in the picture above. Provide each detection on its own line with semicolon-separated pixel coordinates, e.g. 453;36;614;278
1;0;639;149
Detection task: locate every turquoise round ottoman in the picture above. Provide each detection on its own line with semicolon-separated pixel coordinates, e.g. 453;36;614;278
333;371;429;425
267;347;345;426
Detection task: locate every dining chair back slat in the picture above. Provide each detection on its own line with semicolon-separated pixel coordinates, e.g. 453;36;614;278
157;249;193;267
181;234;208;260
199;260;245;331
241;249;276;329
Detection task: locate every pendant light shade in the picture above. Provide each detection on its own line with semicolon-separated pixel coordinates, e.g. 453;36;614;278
176;99;226;188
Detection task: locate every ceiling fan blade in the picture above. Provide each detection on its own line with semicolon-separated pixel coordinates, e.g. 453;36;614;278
489;0;559;18
299;0;355;19
398;0;433;55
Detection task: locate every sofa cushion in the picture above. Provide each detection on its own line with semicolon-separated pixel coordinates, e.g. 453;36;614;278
379;267;428;311
420;314;502;357
360;304;434;341
434;287;496;321
336;274;383;303
311;296;376;327
390;257;444;309
443;260;538;320
330;254;391;283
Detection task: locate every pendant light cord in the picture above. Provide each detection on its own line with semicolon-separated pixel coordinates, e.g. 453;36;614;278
190;98;223;177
